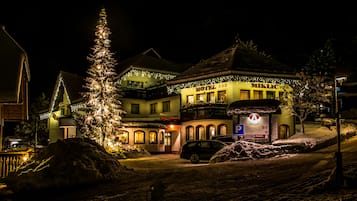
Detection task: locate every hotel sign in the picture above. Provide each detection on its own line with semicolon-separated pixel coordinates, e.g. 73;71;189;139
251;83;278;89
196;85;216;92
195;83;227;92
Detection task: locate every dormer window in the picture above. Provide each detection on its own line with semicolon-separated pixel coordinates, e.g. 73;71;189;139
127;80;144;88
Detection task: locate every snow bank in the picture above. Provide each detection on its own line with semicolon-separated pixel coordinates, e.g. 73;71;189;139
2;138;133;194
209;141;300;163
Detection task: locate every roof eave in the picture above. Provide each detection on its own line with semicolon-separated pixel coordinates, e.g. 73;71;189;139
167;70;297;85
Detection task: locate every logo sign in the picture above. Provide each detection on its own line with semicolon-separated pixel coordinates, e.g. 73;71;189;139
234;124;244;135
247;113;261;124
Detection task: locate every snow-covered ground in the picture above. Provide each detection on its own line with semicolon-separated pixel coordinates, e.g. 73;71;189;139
1;122;356;201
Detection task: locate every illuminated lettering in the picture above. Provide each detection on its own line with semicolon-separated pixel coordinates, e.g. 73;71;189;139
251;83;277;89
196;85;216;92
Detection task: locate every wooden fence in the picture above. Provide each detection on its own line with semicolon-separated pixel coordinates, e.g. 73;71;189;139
0;151;30;178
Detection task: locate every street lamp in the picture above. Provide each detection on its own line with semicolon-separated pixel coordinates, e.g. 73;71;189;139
334;75;347;187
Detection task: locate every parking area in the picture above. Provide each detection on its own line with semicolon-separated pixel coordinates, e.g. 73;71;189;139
118;153;209;171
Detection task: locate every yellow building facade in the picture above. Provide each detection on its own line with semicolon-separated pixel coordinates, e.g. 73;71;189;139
44;45;299;153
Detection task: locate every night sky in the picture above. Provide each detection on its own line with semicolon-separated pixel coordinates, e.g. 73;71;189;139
1;1;357;101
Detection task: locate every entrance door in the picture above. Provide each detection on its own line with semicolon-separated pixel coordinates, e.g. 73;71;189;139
279;124;289;139
164;132;172;153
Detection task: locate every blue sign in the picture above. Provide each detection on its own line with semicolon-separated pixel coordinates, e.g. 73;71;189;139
234;124;244;135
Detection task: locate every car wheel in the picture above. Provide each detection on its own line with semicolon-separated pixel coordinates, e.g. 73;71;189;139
190;153;200;164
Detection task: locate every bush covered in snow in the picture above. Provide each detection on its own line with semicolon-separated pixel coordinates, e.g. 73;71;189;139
209;141;305;163
2;138;133;194
109;144;151;159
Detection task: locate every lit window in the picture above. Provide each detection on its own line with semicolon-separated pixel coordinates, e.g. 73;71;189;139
134;130;145;144
207;92;215;103
149;131;158;144
254;90;263;99
196;93;204;102
196;126;204;140
218;90;226;103
240;90;250;100
187;95;194;104
186;126;194;141
159;131;164;144
208;125;216;138
218;124;227;136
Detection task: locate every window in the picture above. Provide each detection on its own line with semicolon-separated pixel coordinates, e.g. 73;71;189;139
196;126;204;140
207;92;215;103
186;126;194;141
218;124;227;136
159;131;164;144
267;91;275;99
134;130;145;144
196;93;204;102
240;90;250;100
149;131;158;144
253;90;263;99
150;103;157;114
117;131;129;144
131;104;139;114
279;91;285;101
127;80;143;88
207;125;216;139
218;90;226;103
162;101;170;112
187;95;194;104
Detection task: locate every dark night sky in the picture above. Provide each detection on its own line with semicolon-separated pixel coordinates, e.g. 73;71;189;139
1;1;357;101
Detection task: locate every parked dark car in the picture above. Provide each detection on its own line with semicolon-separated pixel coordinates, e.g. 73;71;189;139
180;140;229;163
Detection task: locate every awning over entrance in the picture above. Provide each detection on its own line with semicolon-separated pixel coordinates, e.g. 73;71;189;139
227;99;281;115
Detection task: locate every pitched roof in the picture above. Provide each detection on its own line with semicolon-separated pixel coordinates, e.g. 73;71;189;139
0;25;31;102
167;44;297;85
117;48;189;76
49;71;84;112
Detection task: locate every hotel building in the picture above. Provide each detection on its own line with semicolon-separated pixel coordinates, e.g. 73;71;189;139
44;43;299;153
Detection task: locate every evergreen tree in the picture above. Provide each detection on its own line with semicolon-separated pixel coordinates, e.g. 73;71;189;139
80;8;125;146
13;92;49;145
305;38;336;77
281;39;336;134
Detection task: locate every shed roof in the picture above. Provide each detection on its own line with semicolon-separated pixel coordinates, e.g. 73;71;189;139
227;99;282;115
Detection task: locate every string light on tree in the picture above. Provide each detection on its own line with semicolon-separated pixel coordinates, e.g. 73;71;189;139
77;7;126;146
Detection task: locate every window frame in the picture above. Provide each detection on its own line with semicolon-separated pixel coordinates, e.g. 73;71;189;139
149;131;158;144
134;130;145;144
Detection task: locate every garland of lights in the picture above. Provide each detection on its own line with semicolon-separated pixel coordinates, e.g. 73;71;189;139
167;75;300;94
118;68;176;83
70;103;86;112
49;75;71;114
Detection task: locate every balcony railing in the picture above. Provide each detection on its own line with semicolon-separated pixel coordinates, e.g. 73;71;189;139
180;102;229;121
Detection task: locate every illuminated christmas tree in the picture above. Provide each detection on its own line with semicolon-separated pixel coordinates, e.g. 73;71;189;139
80;8;125;146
